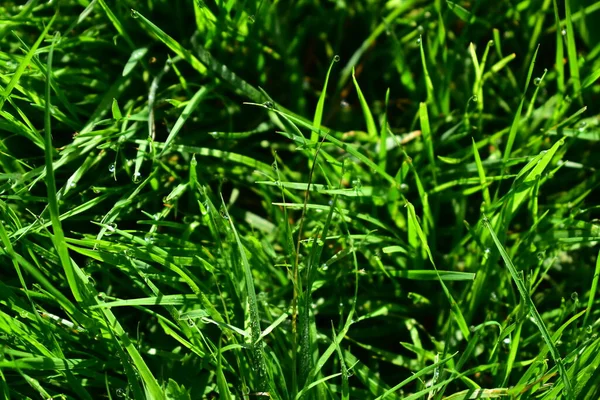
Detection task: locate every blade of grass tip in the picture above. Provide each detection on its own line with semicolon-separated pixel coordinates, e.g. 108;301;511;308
492;29;518;90
419;35;438;115
564;0;581;102
379;88;390;171
158;85;211;157
472;138;491;207
44;32;82;302
221;196;269;394
583;250;600;329
312;55;339;142
111;98;122;121
351;68;377;139
419;102;436;185
483;216;573;399
0;13;56;112
406;202;470;340
502;44;539;168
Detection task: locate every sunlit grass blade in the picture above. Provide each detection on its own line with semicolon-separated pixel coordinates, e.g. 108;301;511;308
483;216;573;399
351;68;377;139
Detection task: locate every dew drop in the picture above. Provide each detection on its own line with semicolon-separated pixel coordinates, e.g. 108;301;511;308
105;222;117;235
340;100;350;108
116;388;126;397
130;9;138;19
578;121;587;132
321;263;328;271
333;55;340;63
400;183;409;193
561;28;567;36
472;95;478;102
416;36;422;45
483;248;491;259
417;25;424;33
586;325;593;334
144;234;154;244
503;337;511;345
109;163;116;173
263;101;274;109
488;40;494;47
537;252;545;261
533;77;541;86
131;172;141;184
248;15;255;23
571;292;578;301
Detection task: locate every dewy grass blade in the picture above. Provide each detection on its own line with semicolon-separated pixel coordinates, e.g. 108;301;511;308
44;32;82;302
221;196;269;394
502;45;539;166
483;217;573;399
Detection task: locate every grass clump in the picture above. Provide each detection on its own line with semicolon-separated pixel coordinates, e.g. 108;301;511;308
1;0;600;399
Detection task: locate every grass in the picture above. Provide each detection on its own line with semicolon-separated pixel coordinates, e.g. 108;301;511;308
1;0;600;399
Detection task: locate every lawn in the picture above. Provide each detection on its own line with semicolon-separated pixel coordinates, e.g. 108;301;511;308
1;0;600;399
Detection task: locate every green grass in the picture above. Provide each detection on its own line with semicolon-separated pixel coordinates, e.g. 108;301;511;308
1;0;600;399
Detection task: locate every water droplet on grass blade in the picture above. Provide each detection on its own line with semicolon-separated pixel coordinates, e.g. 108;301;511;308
130;9;138;19
109;163;116;173
416;36;422;45
561;28;566;36
132;172;142;183
105;222;117;235
333;55;340;62
533;77;541;86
